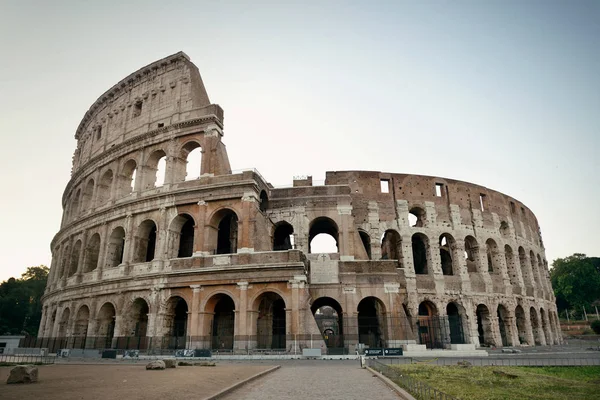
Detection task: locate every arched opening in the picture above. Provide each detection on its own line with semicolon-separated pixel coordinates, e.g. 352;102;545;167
68;240;82;277
167;214;195;258
164;297;188;349
71;189;81;220
58;308;70;338
134;220;157;262
408;207;426;227
446;303;465;344
359;230;372;260
259;190;268;212
530;307;542;345
120;298;150;349
216;210;238;254
97;303;116;348
486;239;499;273
357;297;387;348
119;159;137;196
105;227;125;268
97;170;114;205
73;306;90;349
504;245;519;286
381;230;401;261
412;233;429;274
311;297;344;351
515;305;528;345
476;304;493;347
273;222;294;251
208;294;235;350
519;247;532;288
255;292;286;349
309;217;339;253
83;233;101;273
497;305;511;347
144;150;167;189
81;179;95;211
464;236;480;273
418;301;441;348
439;233;455;275
500;221;510;238
183;142;202;181
59;245;70;279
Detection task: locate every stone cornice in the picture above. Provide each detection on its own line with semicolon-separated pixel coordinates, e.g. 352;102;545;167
75;51;190;140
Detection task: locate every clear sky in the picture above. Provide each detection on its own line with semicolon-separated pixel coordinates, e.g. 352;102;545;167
0;1;598;281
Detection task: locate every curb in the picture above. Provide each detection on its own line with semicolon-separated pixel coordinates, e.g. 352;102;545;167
203;365;281;400
366;366;416;400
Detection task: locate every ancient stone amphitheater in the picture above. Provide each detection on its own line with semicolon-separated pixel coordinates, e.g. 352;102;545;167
38;52;560;354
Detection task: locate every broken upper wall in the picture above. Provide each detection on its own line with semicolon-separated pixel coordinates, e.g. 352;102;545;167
325;170;543;245
71;52;221;174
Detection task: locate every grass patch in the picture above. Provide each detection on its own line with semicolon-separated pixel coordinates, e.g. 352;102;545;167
390;365;600;400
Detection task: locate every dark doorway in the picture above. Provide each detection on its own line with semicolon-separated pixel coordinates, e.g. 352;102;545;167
212;296;235;350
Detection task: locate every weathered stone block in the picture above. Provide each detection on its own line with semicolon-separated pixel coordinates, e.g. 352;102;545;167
162;359;177;368
146;360;166;370
7;365;38;384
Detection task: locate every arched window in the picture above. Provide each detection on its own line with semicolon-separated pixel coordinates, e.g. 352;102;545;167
464;236;480;273
81;179;95;211
357;297;387;348
83;233;101;272
311;297;344;350
476;304;494;346
309;217;339;253
97;170;114;205
381;230;400;261
358;230;372;260
144;150;167;189
96;303;116;348
273;222;294;251
216;210;238;255
71;189;81;220
119;159;137;196
504;245;519;286
408;207;426;227
206;294;234;350
259;190;268;212
134;220;157;262
499;221;510;238
168;214;195;258
438;233;455;275
106;227;126;268
254;292;286;349
68;240;82;277
485;239;499;272
518;247;531;287
412;233;429;274
182;142;202;181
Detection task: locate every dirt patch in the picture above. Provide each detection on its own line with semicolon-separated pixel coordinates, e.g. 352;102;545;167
0;363;275;400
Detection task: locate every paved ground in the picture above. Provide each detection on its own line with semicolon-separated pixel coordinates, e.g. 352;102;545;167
0;364;273;400
220;360;401;400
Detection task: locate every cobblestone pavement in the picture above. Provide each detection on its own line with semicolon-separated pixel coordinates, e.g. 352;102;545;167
221;360;401;400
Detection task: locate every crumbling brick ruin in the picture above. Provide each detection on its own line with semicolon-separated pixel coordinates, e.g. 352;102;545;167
38;52;561;353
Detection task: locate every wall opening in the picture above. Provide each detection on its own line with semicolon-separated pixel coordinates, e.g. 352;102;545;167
273;222;294;251
381;230;400;262
418;301;442;349
311;297;344;350
106;227;125;268
120;160;137;196
69;240;82;277
357;297;386;348
497;305;511;347
216;210;238;254
309;217;339;253
177;215;195;258
259;190;268;212
97;170;114;205
439;234;455;275
485;239;498;273
464;235;480;273
81;179;95;211
515;305;528;345
358;230;372;260
479;194;486;211
210;295;235;350
255;292;286;349
408;207;426;227
476;304;493;346
133;101;142;117
182;142;202;181
73;306;90;346
435;183;444;197
134;220;157;262
97;303;116;348
412;233;429;274
446;303;465;345
83;233;101;273
380;179;389;193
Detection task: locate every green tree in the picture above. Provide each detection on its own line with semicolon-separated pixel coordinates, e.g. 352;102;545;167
550;254;600;317
0;265;49;335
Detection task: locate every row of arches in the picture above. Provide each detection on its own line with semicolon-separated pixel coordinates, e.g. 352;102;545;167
66;142;203;224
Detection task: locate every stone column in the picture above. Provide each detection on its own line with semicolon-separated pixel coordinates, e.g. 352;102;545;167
194;201;208;255
235;282;249;350
76;231;88;277
122;214;135;265
96;223;110;280
189;285;202;347
239;193;257;252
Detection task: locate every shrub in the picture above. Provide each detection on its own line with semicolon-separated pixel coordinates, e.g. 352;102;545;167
591;320;600;334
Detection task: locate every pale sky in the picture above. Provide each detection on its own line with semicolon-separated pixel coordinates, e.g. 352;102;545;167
0;1;598;281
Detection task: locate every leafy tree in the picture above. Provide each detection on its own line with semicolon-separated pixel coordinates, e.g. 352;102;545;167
0;265;48;335
551;254;600;317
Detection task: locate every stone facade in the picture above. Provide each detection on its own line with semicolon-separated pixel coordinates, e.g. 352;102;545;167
38;52;560;353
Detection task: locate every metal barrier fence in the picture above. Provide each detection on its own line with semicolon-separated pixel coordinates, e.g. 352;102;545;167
377;356;600;366
0;354;55;365
369;359;458;400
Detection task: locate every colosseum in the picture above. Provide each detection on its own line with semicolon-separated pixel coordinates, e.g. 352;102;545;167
37;52;561;355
